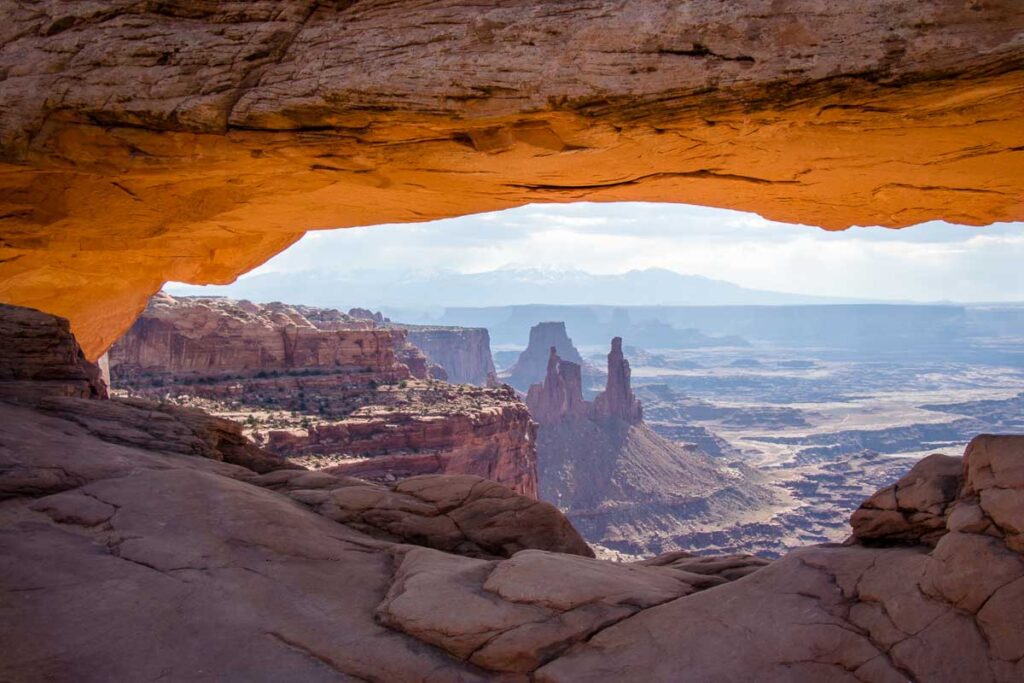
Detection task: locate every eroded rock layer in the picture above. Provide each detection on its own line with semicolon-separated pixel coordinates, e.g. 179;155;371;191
0;302;107;403
2;1;1022;357
273;381;540;499
529;340;772;557
111;294;539;497
109;292;408;382
2;304;1023;681
392;325;496;386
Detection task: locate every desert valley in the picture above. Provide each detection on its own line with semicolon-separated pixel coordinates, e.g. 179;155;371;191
107;293;1024;564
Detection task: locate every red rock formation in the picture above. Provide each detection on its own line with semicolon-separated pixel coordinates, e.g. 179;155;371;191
528;337;771;556
3;303;1024;681
260;471;588;559
388;327;433;380
0;303;107;403
109;293;410;382
525;347;587;426
506;322;589;391
348;308;388;324
270;382;539;498
1;3;1022;359
111;293;538;498
39;395;298;475
0;302;293;473
526;337;642;426
851;452;964;546
395;325;496;386
591;336;643;424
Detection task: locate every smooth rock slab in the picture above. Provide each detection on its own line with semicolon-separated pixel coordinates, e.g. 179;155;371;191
291;473;595;559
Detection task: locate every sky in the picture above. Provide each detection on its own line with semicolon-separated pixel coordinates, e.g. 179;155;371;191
170;202;1024;303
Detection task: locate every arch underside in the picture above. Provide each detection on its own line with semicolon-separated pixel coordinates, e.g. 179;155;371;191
0;0;1021;357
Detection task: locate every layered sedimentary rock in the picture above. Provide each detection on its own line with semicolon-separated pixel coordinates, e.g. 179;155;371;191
110;292;408;382
528;339;772;556
0;303;293;473
525;338;648;427
505;322;589;392
111;293;539;497
0;303;107;403
394;325;496;386
1;2;1023;358
389;327;447;381
270;382;539;498
3;306;1022;681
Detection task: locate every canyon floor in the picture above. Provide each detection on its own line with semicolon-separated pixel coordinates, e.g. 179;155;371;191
115;331;1024;562
574;345;1024;558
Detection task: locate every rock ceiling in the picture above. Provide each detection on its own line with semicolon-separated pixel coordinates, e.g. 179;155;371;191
0;1;1022;357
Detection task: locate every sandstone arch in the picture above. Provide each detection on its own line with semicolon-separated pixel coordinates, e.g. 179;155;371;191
0;1;1022;357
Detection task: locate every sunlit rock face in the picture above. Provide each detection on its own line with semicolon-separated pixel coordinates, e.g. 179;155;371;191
1;1;1022;358
109;292;409;382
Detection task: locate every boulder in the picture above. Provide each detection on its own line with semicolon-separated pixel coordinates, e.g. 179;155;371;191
270;472;593;559
0;303;107;403
850;453;963;546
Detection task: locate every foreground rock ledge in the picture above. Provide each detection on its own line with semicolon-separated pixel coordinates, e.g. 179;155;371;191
1;1;1023;357
2;304;1023;681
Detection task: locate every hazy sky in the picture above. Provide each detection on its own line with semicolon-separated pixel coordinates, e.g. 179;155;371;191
175;203;1024;302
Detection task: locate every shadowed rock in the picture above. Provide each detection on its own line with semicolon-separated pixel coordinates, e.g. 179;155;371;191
0;303;107;403
851;452;964;546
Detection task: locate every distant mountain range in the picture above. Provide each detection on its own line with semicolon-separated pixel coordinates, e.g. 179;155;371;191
167;267;872;309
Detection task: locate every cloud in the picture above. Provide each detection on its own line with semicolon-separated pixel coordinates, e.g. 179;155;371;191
193;203;1023;302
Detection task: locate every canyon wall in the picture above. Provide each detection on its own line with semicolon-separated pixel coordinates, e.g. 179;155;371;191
1;1;1021;357
395;325;496;386
272;384;538;498
110;293;409;382
111;293;539;497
